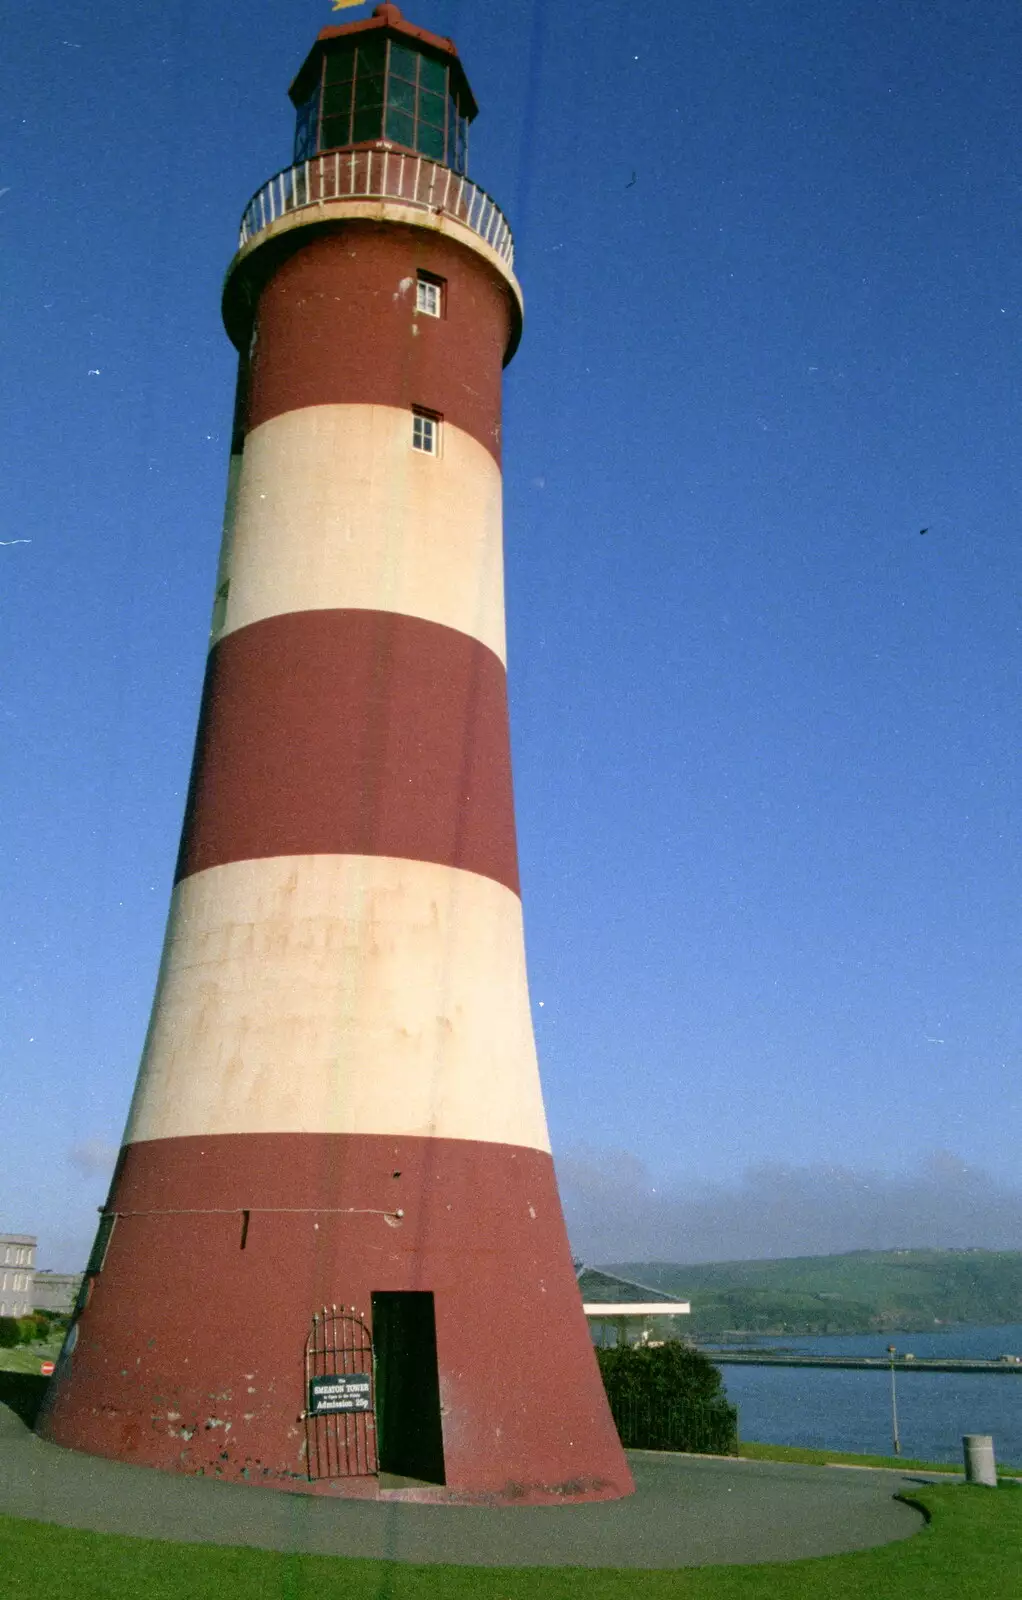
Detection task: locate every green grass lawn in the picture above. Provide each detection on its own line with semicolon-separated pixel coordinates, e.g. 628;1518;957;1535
1;1482;1020;1600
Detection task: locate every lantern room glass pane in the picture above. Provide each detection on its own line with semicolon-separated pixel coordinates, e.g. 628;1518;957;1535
325;47;355;83
354;74;384;111
419;89;445;128
320;115;350;150
389;75;416;114
322;83;352;120
357;37;386;73
389;42;418;82
419;54;446;95
294;88;320;163
352;107;384;142
418;122;445;161
385;106;415;147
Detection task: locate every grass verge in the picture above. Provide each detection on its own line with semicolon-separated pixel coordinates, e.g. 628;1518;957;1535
739;1439;1022;1477
0;1340;63;1377
1;1482;1021;1600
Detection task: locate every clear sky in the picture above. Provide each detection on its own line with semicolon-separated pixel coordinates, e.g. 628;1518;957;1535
2;1;1019;1270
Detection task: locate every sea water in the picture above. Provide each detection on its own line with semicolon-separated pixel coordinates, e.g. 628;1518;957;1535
712;1323;1022;1465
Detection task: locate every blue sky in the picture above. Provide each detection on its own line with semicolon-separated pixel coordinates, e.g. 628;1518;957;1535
2;1;1019;1268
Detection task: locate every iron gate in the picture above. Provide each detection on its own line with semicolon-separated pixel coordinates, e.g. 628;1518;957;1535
304;1305;378;1479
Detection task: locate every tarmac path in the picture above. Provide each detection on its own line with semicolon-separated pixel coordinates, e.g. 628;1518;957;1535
0;1401;928;1569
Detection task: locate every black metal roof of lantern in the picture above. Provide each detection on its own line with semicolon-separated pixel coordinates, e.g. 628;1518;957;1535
289;3;479;175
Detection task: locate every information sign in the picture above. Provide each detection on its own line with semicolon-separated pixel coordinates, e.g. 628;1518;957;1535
308;1373;372;1414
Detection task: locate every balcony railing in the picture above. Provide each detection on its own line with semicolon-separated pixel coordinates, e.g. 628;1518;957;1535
238;149;514;269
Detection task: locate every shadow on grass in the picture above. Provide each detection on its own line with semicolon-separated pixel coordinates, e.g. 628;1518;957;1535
0;1373;48;1428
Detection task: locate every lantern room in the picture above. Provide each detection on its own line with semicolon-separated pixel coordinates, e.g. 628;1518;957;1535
289;2;478;173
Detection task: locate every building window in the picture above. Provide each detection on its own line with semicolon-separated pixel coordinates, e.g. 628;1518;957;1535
412;410;440;455
415;274;443;318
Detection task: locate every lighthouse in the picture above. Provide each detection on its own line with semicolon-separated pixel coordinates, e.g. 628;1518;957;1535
39;5;633;1504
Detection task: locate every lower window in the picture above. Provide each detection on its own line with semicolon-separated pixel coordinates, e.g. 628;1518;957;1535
412;409;441;455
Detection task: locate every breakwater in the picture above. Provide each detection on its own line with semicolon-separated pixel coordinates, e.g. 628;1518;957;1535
703;1351;1022;1374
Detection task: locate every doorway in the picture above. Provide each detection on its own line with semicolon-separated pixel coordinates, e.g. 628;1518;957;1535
371;1290;445;1484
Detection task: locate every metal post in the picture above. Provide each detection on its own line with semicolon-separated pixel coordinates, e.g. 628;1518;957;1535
887;1344;901;1455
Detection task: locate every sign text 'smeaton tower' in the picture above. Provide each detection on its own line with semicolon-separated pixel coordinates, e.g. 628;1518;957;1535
40;5;633;1504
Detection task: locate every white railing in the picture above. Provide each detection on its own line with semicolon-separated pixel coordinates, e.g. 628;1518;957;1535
238;150;514;269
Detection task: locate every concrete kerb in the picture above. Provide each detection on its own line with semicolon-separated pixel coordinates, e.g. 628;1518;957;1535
0;1402;926;1570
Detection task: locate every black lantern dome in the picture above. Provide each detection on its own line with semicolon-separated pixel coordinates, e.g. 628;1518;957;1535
289;3;478;174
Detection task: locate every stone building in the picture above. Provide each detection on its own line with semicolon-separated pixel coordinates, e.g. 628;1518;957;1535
33;1272;83;1315
0;1234;36;1318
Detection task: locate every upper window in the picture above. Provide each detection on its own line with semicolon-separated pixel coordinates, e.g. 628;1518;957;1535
415;274;443;318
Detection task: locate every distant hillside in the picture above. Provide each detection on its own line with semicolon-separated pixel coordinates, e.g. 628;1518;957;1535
602;1250;1022;1337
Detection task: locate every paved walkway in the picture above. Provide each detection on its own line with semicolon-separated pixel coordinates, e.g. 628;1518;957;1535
0;1402;931;1569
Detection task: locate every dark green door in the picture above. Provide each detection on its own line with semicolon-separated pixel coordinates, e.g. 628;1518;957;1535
371;1291;445;1484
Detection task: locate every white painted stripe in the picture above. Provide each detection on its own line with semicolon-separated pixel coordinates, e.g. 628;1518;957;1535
213;405;507;661
124;854;550;1152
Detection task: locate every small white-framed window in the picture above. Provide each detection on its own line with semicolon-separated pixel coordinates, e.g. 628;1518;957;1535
412;409;440;456
415;273;444;318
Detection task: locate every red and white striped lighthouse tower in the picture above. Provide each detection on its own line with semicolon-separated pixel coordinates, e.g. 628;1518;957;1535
39;5;633;1504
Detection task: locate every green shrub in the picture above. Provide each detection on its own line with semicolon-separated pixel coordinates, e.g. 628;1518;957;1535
31;1309;68;1335
0;1317;20;1349
596;1339;739;1454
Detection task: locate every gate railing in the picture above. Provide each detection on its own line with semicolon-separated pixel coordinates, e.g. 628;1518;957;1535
304;1305;378;1479
238;150;515;269
606;1395;741;1456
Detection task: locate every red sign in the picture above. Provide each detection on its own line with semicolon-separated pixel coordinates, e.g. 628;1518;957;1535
40;1361;55;1376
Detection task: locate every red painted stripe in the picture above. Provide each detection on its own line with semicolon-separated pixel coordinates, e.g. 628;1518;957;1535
39;1131;633;1503
243;226;509;463
175;609;520;893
